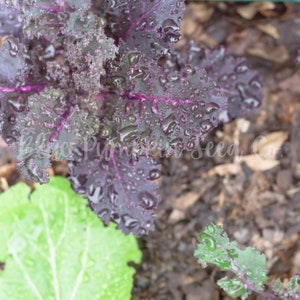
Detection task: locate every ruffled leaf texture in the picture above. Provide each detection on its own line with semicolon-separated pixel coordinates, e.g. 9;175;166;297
273;276;300;299
96;0;185;57
101;49;227;155
5;0;93;40
195;224;267;300
0;177;141;300
12;87;102;182
0;3;117;183
165;41;263;122
68;142;161;236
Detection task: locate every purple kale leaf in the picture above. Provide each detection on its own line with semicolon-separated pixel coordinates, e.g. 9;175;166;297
68;142;161;236
101;0;185;57
0;36;25;87
0;2;117;183
198;47;262;121
6;0;93;40
47;24;117;94
167;41;263;122
0;35;27;132
101;49;227;155
11;87;102;182
0;4;23;39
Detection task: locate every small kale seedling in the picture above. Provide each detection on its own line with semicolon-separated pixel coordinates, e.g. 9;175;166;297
195;224;300;300
0;1;263;236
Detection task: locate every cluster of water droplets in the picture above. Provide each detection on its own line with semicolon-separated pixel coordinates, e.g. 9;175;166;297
68;144;161;236
198;48;263;120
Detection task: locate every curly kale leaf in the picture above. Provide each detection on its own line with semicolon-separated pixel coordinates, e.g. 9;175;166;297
102;0;185;57
10;87;102;183
6;0;93;40
167;42;263;122
101;49;227;155
47;24;117;94
68;142;161;236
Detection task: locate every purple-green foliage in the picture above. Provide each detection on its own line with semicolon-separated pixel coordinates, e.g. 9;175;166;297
0;0;263;236
196;224;300;300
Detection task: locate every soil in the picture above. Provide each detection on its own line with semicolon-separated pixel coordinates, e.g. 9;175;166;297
0;2;300;300
131;2;300;300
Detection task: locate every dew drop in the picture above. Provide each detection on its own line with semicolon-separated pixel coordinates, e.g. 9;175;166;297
108;186;118;205
137;227;146;236
122;214;139;229
163;120;177;135
139;191;157;209
101;161;109;170
206;102;220;114
191;104;198;112
128;114;136;122
235;64;248;73
8;98;26;112
200;120;212;133
207;224;215;233
128;52;140;65
219;75;228;82
43;44;55;59
227;248;238;259
159;75;167;87
243;97;260;108
250;78;262;89
111;212;120;223
199;232;216;251
148;169;160;180
229;73;237;81
8;114;16;125
88;185;102;203
187;140;195;150
112;76;125;86
6;37;19;57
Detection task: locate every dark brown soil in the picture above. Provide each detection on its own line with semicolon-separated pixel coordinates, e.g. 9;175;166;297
130;2;300;300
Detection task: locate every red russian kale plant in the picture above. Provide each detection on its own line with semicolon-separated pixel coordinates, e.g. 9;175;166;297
0;0;263;236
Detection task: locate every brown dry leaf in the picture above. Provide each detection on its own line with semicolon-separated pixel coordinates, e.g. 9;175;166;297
291;106;300;177
236;2;275;20
0;163;16;180
256;23;280;40
0;177;9;191
172;192;199;211
46;167;55;177
247;44;289;63
235;155;280;171
252;131;289;160
181;18;201;37
197;32;218;48
203;163;242;177
292;251;300;275
187;3;214;23
279;73;300;94
0;136;8;148
169;209;185;223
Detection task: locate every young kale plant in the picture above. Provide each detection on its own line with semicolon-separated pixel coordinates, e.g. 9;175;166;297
195;224;300;300
0;1;263;236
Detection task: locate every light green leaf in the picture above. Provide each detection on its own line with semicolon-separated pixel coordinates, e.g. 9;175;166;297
0;177;141;300
217;277;247;299
273;275;300;299
195;224;268;299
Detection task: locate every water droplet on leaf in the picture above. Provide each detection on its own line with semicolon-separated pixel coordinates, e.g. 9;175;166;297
199;232;216;251
139;191;157;209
